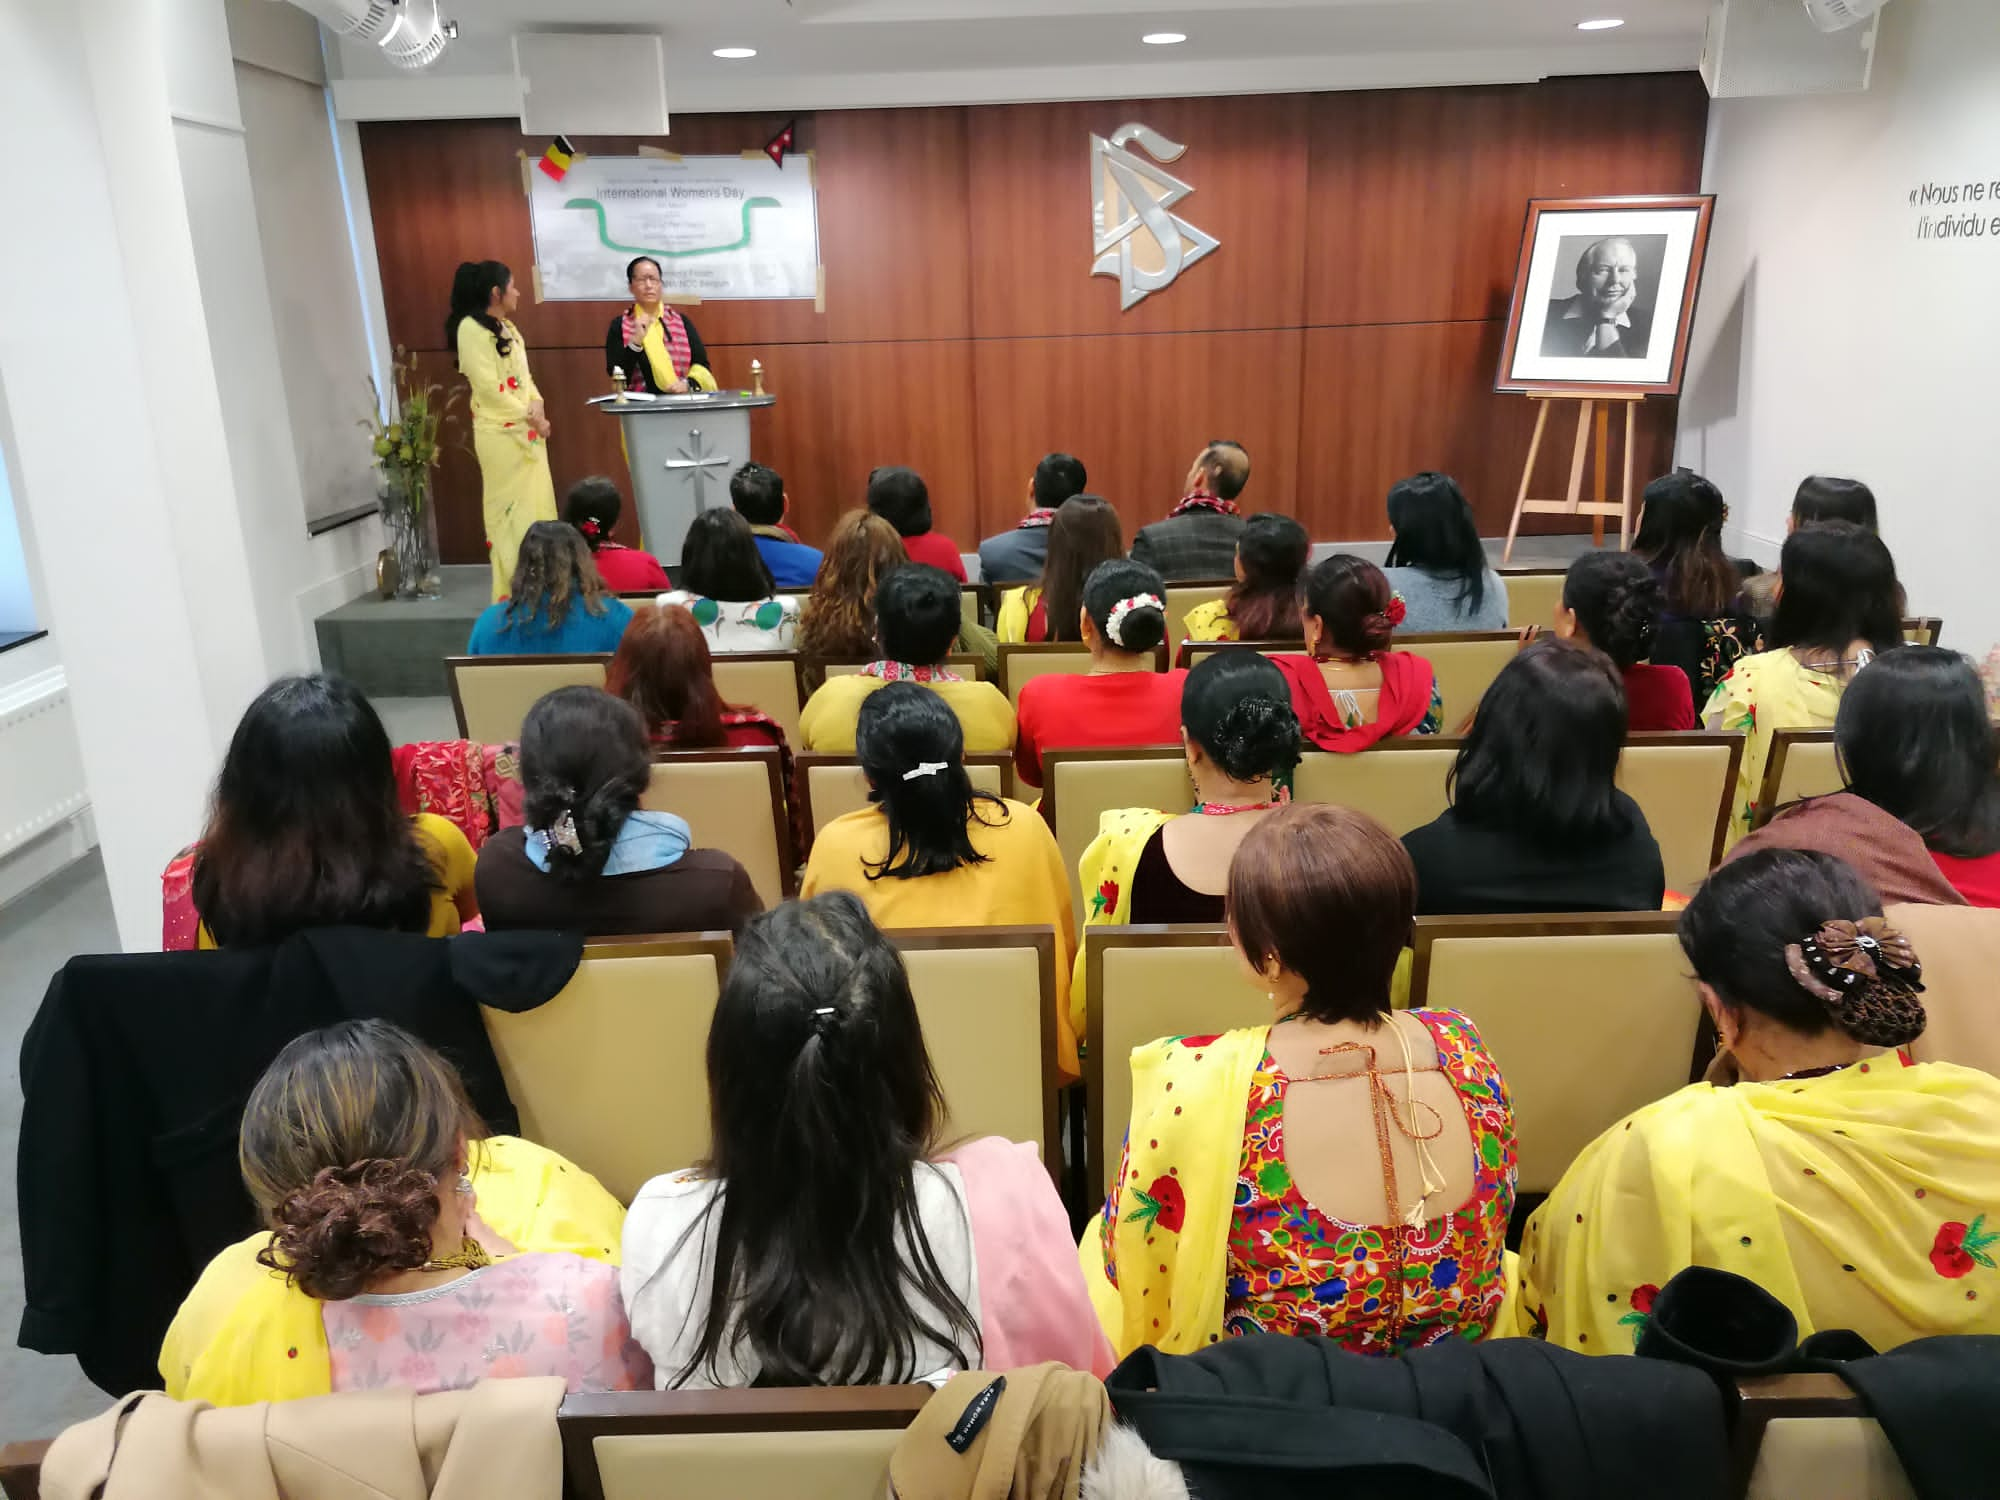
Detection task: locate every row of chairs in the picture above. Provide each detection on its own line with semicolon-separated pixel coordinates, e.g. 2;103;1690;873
0;1370;1912;1500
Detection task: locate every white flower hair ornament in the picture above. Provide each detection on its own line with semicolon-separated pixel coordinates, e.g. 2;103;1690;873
1104;593;1165;647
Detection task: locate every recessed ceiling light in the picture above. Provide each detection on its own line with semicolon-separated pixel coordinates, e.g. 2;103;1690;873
1576;17;1626;30
713;46;758;59
1142;31;1188;45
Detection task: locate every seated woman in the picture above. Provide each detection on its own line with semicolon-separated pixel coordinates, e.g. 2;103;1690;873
659;509;800;652
607;602;791;755
1014;560;1185;789
192;674;477;947
996;494;1122;644
1708;520;1904;849
1519;848;2000;1353
1633;470;1757;702
868;464;967;581
467;520;634;656
564;475;669;593
1183;513;1310;643
796;508;908;661
1402;641;1664;915
161;1019;644;1402
622;894;1111;1386
475;686;761;936
1552;550;1694;732
1085;803;1516;1356
1381;473;1506;634
1269;554;1441;750
799;565;1016;753
800;683;1077;1071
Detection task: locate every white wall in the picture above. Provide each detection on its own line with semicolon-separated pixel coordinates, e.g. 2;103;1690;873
1681;0;2000;656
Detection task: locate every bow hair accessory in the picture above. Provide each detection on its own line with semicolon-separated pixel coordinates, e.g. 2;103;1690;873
1104;593;1164;646
548;808;583;855
576;518;602;539
1783;917;1927;1045
902;761;949;782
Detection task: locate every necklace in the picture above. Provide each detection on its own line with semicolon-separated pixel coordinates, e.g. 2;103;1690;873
421;1236;493;1273
1777;1061;1857;1082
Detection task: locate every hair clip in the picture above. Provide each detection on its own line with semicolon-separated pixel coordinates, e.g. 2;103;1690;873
1384;594;1408;627
811;1005;839;1037
1103;593;1164;645
576;518;601;538
549;808;583;855
902;761;948;781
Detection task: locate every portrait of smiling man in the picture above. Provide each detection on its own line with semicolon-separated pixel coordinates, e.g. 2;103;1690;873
1541;235;1655;359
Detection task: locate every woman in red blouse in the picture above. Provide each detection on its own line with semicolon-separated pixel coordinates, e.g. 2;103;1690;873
867;465;967;582
564;476;670;594
1553;550;1696;732
606;603;790;757
1013;560;1185;789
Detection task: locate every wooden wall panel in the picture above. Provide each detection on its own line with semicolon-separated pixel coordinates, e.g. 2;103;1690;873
817;108;973;344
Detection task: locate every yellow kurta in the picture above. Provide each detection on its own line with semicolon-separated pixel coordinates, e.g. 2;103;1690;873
798;673;1017;754
800;800;1079;1075
1518;1058;2000;1353
1181;598;1240;643
996;587;1043;645
1703;648;1853;851
459;317;558;601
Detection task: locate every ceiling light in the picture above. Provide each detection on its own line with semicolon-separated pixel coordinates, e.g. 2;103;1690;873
1142;32;1187;45
713;46;757;59
1576;17;1626;29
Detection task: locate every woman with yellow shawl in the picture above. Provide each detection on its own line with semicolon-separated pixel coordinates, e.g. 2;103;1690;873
449;260;558;601
161;1020;644;1404
604;256;718;397
1520;847;2000;1353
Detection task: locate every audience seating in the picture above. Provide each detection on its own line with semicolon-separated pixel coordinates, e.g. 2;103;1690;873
1177;631;1521;731
1732;1374;1915;1500
1083;924;1271;1205
1409;912;1709;1194
1752;729;1841;830
711;653;810;748
893;927;1062;1169
643;748;793;906
447;653;607;742
793;753;1009;837
557;1386;933;1500
1901;617;1943;647
1163;579;1234;636
1499;569;1566;632
479;934;735;1204
1614;731;1744;893
997;640;1168;708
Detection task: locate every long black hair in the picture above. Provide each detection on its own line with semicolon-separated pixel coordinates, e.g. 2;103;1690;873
1448;640;1631;845
192;675;438;947
446;260;512;361
1838;646;2000;860
1034;496;1122;644
1384;472;1488;614
1182;651;1303;783
1083;558;1167;656
670;893;980;1386
1633;470;1739;618
1768;520;1902;663
519;687;651;880
1227;514;1309;640
1562;550;1662;671
681;509;776;602
857;683;1008;879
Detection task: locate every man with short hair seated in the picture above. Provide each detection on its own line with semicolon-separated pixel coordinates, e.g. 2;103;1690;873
1130;439;1250;582
800;564;1016;753
730;461;822;588
976;451;1089;585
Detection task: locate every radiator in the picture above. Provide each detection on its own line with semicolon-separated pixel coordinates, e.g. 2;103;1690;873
0;667;90;859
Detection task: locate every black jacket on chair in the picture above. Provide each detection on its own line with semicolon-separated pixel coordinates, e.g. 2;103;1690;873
15;926;582;1395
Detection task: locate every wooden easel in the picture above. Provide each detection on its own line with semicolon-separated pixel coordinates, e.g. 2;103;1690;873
1502;391;1645;564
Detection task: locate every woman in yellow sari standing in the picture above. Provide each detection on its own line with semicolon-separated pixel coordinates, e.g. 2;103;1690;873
449;260;557;601
1520;846;2000;1353
603;256;717;396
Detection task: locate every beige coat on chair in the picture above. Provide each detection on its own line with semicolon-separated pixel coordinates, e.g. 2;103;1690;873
41;1377;564;1500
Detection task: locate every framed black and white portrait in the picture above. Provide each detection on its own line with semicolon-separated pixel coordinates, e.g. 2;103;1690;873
1497;195;1715;395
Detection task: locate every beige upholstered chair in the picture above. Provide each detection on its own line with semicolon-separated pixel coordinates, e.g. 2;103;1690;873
1734;1375;1915;1500
1902;617;1942;647
1398;630;1521;731
794;754;1009;838
961;584;987;636
1084;926;1271;1205
1165;580;1234;644
709;653;808;749
1753;729;1843;830
1042;748;1190;918
478;935;732;1204
1616;732;1743;892
1500;571;1567;633
894;928;1060;1165
558;1388;931;1500
642;748;792;906
447;654;608;743
998;641;1167;709
1887;902;2000;1079
1293;742;1458;836
1410;912;1704;1193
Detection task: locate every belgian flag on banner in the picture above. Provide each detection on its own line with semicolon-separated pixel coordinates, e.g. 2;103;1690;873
538;136;576;182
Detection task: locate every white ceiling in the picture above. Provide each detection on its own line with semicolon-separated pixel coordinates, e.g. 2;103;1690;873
327;0;1713;119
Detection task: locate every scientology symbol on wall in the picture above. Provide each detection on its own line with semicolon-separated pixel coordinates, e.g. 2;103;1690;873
1090;124;1219;310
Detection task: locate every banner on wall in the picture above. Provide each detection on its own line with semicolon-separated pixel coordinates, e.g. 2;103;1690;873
528;153;821;301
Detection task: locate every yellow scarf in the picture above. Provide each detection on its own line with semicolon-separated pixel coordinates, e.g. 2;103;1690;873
632;304;718;393
160;1136;627;1405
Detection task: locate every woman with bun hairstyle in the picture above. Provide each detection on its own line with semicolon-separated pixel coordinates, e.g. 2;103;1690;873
800;683;1079;1073
996;494;1123;644
563;475;670;593
622;894;1112;1387
161;1019;643;1404
1013;559;1186;789
1084;804;1516;1357
1520;848;2000;1352
1182;513;1310;643
1553;550;1694;731
1269;555;1442;750
476;685;760;936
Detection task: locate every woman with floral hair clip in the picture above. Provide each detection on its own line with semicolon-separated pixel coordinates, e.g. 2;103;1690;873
562;475;670;593
1267;554;1442;750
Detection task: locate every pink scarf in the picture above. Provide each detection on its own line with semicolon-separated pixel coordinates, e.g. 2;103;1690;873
619;306;694;390
860;661;964;682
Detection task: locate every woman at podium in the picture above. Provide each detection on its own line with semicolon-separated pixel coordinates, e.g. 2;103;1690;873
448;260;557;601
604;256;718;395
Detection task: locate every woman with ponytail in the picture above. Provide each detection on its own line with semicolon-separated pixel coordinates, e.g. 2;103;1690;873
161;1020;643;1403
1521;848;2000;1353
622;895;1112;1386
475;686;760;934
799;683;1079;1072
1269;555;1443;750
1553;550;1695;731
448;260;558;601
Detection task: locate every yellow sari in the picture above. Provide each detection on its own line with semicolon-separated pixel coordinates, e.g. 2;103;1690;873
1704;648;1852;851
459;317;558;601
1518;1057;2000;1352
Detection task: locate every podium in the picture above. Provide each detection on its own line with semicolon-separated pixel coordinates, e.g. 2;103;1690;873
594;391;776;564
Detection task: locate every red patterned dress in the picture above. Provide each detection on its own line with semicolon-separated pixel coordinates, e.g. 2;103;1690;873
1223;1009;1516;1351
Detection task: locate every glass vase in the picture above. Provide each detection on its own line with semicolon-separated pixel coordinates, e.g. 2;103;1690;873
379;467;442;600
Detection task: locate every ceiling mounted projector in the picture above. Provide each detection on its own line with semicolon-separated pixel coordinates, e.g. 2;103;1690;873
284;0;457;69
1802;0;1887;31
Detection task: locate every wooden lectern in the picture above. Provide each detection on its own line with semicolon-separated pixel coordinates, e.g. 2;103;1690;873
1501;391;1645;565
594;391;777;564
